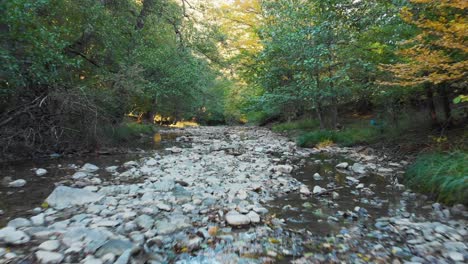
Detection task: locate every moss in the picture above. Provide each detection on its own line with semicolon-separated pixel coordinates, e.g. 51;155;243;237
405;151;468;205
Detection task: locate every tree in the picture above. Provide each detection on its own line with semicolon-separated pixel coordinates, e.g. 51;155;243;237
381;0;467;124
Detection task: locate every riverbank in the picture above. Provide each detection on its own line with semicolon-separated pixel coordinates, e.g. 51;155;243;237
0;126;466;263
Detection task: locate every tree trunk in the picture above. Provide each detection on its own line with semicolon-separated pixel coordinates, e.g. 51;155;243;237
330;96;338;130
439;84;452;125
316;103;325;130
426;86;438;125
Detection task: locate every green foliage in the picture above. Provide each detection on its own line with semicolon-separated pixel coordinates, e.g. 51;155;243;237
405;152;468;205
103;122;156;142
297;127;380;148
272;120;320;132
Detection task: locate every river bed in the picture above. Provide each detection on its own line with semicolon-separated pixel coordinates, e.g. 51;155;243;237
0;126;465;264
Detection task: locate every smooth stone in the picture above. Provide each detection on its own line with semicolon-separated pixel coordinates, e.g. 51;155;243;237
8;179;26;187
135;215;154;230
45;186;103;209
72;171;88;180
225;211;250;226
247;211;261;223
95;239;133;257
38;240;60;251
0;227;30;244
313;173;322;180
156;215;191;235
351;163;366;174
114;249;131;264
82;255;103;264
299;185;311;195
8;217;32;228
80;163;99;172
313;185;326;194
31;213;45;226
336;162;349;169
35;251;64;264
35;168;48;176
448;251;464;262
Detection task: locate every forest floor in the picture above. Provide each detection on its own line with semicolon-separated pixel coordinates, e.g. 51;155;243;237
0;126;466;263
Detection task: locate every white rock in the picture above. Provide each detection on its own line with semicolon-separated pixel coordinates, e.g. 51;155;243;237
38;240;60;251
4;252;17;259
145;158;158;166
356;183;364;189
72;171;88;180
31;213;45;226
82;255;103;264
225;211;250;226
45;186;103;209
335;162;349;169
123;161;138;168
247;211;260;223
35;168;48;176
351;163;366;174
0;227;30;244
156;202;172;211
273;165;293;174
7;217;31;228
313;173;322;180
313;186;326;194
0;247;5;257
448;251;464;262
105;166;118;172
35;251;64;264
346;176;360;185
8;179;26;188
299;185;311;196
80;163;99;173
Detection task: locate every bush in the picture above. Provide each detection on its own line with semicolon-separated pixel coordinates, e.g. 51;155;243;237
297;126;380;147
405;151;468;205
272;119;320;132
103;122;156;142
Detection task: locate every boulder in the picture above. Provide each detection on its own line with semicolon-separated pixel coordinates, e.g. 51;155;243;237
313;186;326;194
45;186;103;209
299;185;311;196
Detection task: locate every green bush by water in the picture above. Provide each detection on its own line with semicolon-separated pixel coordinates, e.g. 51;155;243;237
104;122;156;142
272;119;320;132
297;126;380;147
405;151;468;205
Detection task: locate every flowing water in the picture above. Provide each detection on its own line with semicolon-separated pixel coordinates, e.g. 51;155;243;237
0;132;182;226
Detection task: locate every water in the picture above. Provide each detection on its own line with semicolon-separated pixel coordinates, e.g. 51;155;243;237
0;131;182;226
267;153;433;236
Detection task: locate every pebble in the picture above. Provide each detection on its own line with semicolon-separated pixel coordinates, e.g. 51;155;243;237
35;168;48;176
38;240;61;251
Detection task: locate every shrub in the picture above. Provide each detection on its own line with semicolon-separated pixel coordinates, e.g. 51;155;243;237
405;151;468;205
272;119;320;132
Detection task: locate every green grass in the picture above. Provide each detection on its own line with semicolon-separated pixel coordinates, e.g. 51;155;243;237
272;119;320;132
296;124;381;147
405;151;468;205
104;122;157;142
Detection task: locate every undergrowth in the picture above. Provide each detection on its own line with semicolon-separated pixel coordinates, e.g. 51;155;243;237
405;151;468;205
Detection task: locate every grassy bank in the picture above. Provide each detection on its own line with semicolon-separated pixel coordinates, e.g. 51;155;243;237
405;151;467;205
103;122;157;143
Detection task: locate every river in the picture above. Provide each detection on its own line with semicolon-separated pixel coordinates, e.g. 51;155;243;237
0;126;466;263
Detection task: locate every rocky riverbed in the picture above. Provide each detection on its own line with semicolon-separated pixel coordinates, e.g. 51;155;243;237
0;126;466;263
